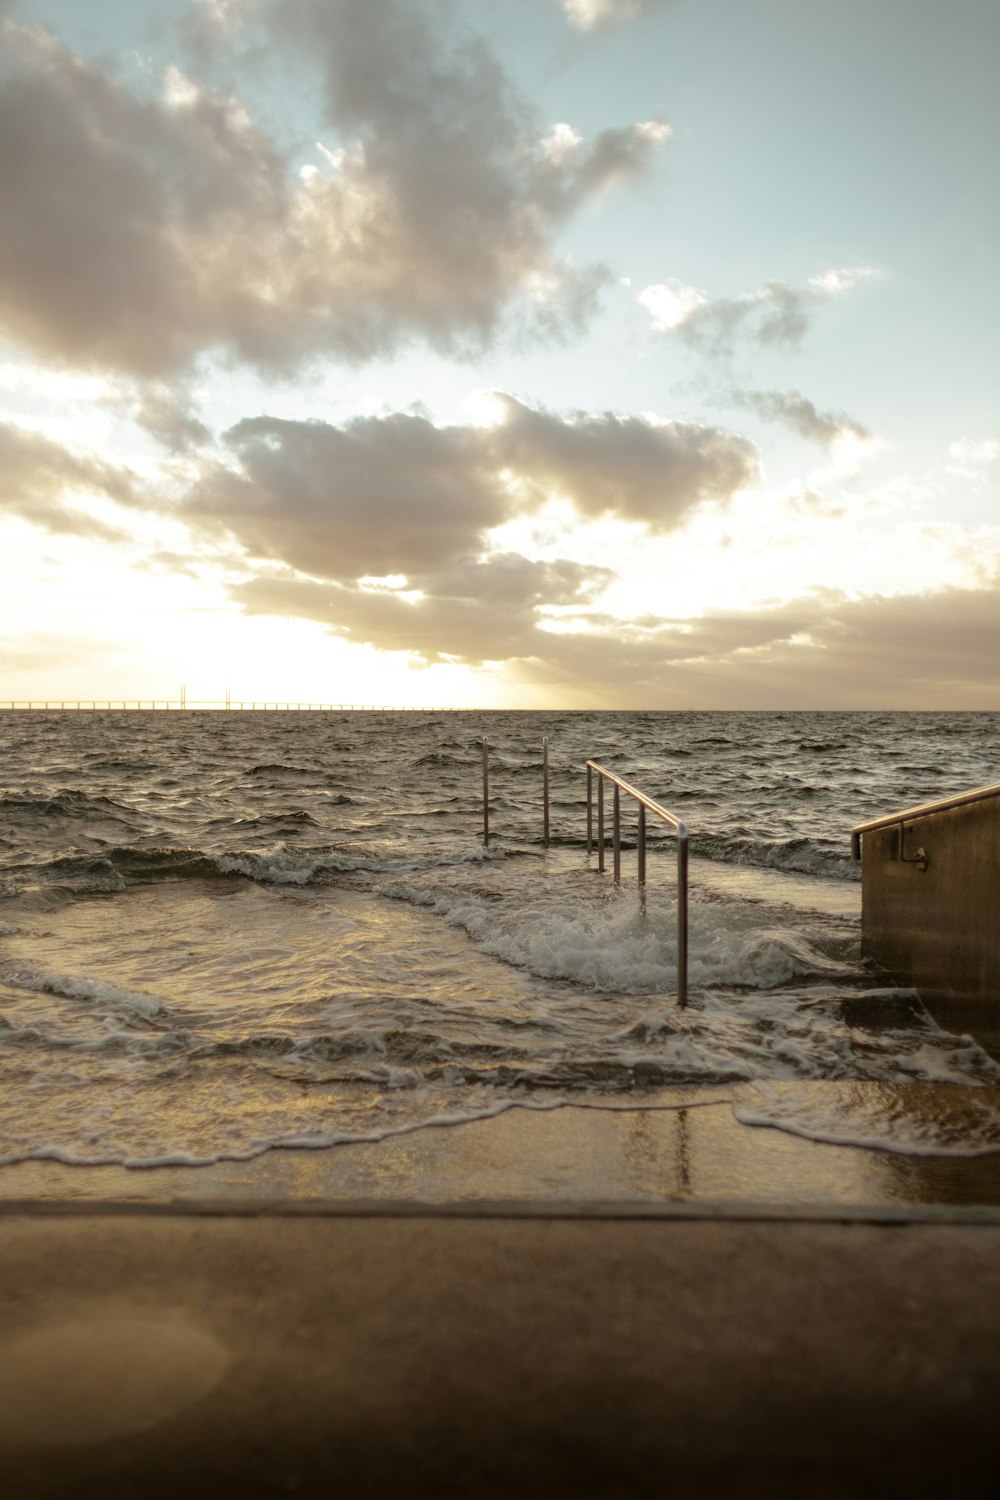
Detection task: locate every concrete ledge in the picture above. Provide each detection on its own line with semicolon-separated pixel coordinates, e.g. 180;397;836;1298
4;1194;1000;1224
2;1212;1000;1498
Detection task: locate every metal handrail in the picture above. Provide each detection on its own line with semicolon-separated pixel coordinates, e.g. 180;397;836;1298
481;737;550;848
586;762;689;1007
850;779;1000;860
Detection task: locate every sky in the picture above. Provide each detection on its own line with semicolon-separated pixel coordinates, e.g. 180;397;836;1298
0;0;997;709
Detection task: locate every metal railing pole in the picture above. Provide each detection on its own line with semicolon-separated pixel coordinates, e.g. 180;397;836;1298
677;835;689;1007
586;759;690;1008
482;737;490;846
586;764;593;853
542;736;550;849
613;784;621;884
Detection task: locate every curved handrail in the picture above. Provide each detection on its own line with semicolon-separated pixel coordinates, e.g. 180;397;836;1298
850;779;1000;860
587;761;689;1007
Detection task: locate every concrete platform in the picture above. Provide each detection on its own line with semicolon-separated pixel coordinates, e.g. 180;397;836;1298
2;1203;1000;1498
3;1099;1000;1498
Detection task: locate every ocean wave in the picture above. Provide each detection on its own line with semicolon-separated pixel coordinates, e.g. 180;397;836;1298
377;877;858;994
692;831;857;880
0;958;167;1019
0;789;137;820
246;763;317;777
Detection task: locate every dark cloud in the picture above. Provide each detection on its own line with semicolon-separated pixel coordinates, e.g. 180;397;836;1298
0;4;669;377
729;389;872;449
186;398;756;583
191;411;507;581
492;394;757;524
0;422;136;539
0;21;287;375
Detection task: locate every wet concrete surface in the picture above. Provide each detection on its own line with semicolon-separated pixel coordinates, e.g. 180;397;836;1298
1;1206;1000;1498
4;1092;1000;1210
3;1099;1000;1498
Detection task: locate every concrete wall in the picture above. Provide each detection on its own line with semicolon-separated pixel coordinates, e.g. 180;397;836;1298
861;794;1000;1050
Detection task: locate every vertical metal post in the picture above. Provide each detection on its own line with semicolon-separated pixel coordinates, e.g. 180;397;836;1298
597;776;605;873
586;764;593;853
542;736;550;849
677;834;689;1008
638;804;646;891
613;784;621;884
482;737;490;846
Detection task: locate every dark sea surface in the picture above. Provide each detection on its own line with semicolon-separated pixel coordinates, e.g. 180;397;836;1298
1;709;999;1168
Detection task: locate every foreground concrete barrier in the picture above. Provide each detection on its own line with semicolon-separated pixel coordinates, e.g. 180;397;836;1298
853;783;1000;1050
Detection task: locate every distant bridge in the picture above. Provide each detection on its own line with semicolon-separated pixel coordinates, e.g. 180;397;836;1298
0;699;456;712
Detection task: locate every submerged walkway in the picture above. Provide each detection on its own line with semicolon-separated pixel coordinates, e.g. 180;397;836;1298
1;1202;999;1498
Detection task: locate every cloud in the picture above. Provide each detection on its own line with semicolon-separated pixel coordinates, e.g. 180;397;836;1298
638;266;882;355
637;280;706;331
186;397;757;584
0;5;670;377
185;393;756;665
0;421;136;539
228;550;1000;705
729;388;872;449
517;581;1000;708
489;394;757;524
233;552;615;663
126;386;213;454
561;0;676;31
0;21;287;376
946;437;1000;481
191;410;509;581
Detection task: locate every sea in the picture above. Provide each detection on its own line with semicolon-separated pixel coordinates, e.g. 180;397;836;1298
1;708;999;1172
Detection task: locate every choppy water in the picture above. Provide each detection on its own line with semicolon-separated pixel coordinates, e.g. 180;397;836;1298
1;709;999;1170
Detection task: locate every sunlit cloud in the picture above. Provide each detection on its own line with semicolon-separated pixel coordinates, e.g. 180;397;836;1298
0;3;670;378
561;0;677;31
637;280;707;331
946;437;1000;481
638;266;884;353
185;396;757;595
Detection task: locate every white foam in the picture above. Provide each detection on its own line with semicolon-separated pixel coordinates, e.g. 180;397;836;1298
0;960;166;1019
379;878;854;994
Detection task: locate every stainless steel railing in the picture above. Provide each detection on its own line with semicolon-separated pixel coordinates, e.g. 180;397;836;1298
850;779;1000;862
477;742;689;1004
481;736;551;849
586;762;689;1007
